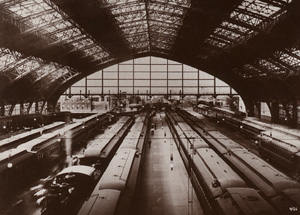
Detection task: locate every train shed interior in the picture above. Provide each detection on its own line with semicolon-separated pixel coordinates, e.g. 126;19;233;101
0;0;299;215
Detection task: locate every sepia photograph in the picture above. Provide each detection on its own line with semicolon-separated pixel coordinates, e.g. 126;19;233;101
0;0;299;214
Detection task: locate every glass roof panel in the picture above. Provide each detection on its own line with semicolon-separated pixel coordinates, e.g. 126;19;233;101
119;19;147;29
105;0;190;53
148;1;189;52
0;46;80;85
259;59;280;71
33;64;68;83
153;0;191;8
243;64;267;77
214;28;241;40
33;64;57;78
107;1;149;51
0;48;22;71
111;2;145;15
206;38;227;49
115;11;146;23
238;0;281;17
275;48;300;69
149;10;183;25
2;0;111;63
221;21;250;34
13;57;42;77
204;0;292;51
148;2;185;15
102;0;139;7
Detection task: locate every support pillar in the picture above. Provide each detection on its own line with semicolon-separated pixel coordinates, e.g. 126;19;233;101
8;104;15;116
291;100;298;128
101;69;104;96
213;76;216;98
244;98;255;117
285;100;298;128
26;102;33;114
270;101;279;123
35;102;40;113
167;59;169;98
283;102;291;125
255;102;261;119
40;101;47;114
47;99;57;113
85;77;88;98
0;103;4;116
20;102;24;115
47;103;54;113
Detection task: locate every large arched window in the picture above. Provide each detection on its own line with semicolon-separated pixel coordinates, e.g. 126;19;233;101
63;57;238;96
59;56;246;113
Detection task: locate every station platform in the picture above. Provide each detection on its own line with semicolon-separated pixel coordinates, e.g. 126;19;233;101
135;112;202;215
245;117;300;141
190;106;300;146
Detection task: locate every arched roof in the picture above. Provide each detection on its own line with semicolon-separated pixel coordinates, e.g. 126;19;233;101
0;0;299;104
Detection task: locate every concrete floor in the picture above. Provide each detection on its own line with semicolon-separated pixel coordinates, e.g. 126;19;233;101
135;112;203;215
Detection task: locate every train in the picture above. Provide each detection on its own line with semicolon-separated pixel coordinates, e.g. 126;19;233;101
37;165;102;215
196;104;260;138
35;115;135;215
167;110;300;215
0;121;66;152
166;111;277;215
0;111;71;134
0;113;111;197
193;105;300;173
79;116;134;168
77;112;152;215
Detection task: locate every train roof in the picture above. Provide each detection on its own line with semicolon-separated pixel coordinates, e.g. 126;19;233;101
194;148;246;198
57;165;95;177
205;131;243;154
230;149;300;193
216;187;277;215
84;118;130;157
92;149;136;192
78;189;120;215
0;121;65;147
